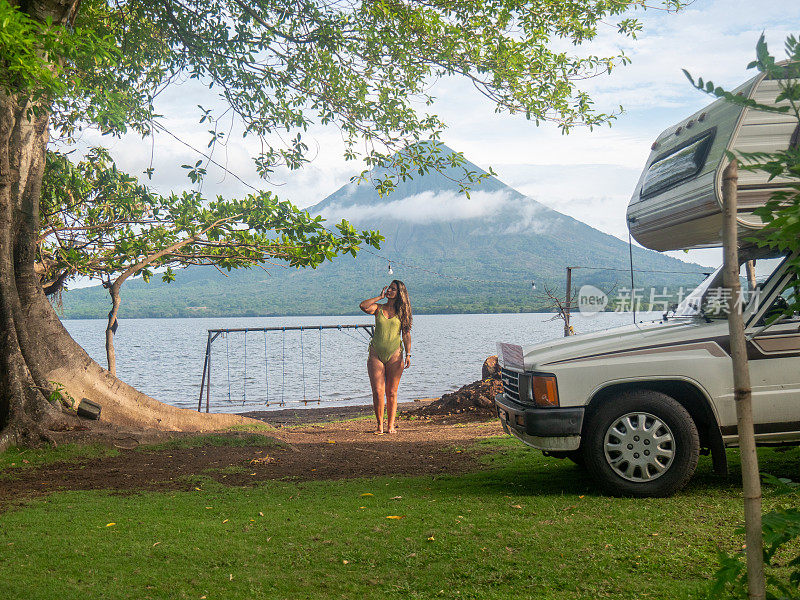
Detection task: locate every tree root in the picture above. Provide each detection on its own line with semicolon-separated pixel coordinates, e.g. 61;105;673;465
0;416;55;453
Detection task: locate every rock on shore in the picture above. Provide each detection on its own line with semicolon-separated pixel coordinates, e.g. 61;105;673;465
413;356;503;416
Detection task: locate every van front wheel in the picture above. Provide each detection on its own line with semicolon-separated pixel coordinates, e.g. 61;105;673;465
583;390;699;497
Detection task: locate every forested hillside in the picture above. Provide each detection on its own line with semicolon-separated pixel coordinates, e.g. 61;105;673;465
60;147;707;318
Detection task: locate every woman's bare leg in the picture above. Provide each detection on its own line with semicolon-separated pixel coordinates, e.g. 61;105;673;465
367;353;386;433
384;350;404;433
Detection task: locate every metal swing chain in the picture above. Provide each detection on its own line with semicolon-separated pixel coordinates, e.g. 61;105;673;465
226;333;232;402
337;324;369;345
318;326;322;403
243;330;247;405
300;327;306;403
281;328;285;406
264;331;269;406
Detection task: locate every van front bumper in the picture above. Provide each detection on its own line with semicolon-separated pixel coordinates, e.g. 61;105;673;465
494;393;584;451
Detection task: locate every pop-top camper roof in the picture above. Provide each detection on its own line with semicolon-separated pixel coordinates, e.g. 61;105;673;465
627;66;799;252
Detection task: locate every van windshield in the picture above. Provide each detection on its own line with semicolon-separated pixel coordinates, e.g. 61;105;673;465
672;267;723;317
671;255;788;318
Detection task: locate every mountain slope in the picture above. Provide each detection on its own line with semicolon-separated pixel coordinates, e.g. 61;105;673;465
60;146;707;318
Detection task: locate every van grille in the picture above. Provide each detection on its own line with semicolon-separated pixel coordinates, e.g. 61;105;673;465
500;367;522;403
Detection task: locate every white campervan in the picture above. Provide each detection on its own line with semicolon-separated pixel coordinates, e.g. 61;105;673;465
495;66;800;497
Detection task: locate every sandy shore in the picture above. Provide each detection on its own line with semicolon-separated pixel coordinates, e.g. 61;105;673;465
240;401;422;426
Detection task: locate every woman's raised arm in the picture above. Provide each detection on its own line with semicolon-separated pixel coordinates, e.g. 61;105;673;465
359;287;387;314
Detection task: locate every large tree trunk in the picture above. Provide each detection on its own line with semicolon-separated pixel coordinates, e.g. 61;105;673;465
0;2;253;451
0;87;61;449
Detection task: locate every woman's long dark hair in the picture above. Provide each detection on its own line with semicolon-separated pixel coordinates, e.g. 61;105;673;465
390;280;412;334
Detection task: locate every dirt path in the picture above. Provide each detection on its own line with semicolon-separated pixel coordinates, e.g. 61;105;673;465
0;410;504;508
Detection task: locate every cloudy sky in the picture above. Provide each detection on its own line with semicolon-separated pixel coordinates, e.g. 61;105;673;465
80;0;800;270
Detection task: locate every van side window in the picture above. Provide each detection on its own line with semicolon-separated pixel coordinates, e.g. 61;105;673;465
778;278;800;318
758;277;800;325
640;130;715;199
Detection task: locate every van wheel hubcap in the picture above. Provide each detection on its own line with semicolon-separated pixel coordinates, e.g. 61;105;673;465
603;412;675;482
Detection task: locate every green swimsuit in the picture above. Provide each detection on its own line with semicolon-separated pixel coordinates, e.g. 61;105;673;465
369;308;403;363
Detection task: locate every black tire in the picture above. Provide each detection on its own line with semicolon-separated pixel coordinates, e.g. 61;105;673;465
583;390;699;497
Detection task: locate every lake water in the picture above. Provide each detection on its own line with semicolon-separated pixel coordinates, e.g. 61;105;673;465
62;312;659;414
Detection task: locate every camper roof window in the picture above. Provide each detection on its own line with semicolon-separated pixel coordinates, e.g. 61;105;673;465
640;130;715;199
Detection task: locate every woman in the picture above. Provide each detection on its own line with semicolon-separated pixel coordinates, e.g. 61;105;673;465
359;280;412;434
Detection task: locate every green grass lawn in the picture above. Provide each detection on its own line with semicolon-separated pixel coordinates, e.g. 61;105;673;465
1;437;798;600
0;443;119;478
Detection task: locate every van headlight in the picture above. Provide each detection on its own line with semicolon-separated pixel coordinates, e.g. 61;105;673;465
528;374;559;407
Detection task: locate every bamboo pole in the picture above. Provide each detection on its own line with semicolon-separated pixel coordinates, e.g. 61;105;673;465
722;159;765;600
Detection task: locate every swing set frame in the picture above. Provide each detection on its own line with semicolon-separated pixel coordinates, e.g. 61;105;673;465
197;325;375;412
